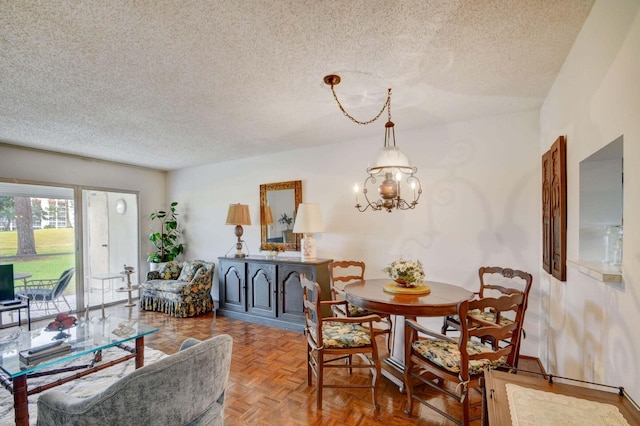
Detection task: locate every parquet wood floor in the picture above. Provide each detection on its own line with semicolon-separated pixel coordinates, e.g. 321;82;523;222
38;305;543;425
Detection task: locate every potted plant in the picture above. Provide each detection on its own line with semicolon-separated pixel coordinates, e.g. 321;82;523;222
148;202;184;267
278;212;294;243
278;213;293;228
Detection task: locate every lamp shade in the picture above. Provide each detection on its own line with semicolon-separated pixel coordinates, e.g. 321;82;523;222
293;203;324;234
226;204;251;225
263;205;274;225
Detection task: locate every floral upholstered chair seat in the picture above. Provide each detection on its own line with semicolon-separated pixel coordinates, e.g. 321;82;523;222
448;309;515;327
468;309;514;325
140;260;214;318
307;321;373;349
412;338;507;375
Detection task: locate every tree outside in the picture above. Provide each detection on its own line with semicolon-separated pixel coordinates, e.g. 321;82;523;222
0;196;74;256
14;196;36;255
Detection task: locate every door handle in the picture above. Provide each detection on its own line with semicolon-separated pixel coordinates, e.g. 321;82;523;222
102;244;108;247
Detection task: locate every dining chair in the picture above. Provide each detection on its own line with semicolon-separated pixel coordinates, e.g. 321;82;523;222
441;266;532;367
404;292;526;425
300;274;381;410
17;267;75;313
328;261;392;351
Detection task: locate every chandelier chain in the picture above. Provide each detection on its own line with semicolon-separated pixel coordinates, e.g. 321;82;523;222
329;85;392;126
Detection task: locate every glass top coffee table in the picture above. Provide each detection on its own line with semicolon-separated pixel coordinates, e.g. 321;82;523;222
0;316;158;426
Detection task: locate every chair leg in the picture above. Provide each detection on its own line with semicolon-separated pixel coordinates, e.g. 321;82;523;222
47;298;60;314
61;295;72;311
307;346;312;386
404;358;415;416
317;352;323;410
441;317;449;334
371;355;381;411
386;316;393;353
461;390;471;426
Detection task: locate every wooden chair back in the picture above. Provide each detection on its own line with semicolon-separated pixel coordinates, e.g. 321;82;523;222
328;261;365;301
477;266;533;312
459;292;526;379
301;274;323;347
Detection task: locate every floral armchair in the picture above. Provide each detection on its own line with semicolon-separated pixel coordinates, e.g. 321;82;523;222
140;260;214;317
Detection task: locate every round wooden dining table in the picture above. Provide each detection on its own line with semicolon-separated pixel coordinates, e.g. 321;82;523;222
344;278;473;389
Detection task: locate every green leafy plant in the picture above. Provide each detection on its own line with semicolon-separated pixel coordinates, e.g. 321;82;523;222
148;202;184;263
278;213;293;229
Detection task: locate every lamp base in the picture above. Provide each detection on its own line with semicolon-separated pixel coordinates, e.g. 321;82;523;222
230;232;247;258
300;234;317;260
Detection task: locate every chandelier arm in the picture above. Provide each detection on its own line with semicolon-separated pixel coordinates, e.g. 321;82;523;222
329;85;391;126
356;175;384;212
403;175;422;208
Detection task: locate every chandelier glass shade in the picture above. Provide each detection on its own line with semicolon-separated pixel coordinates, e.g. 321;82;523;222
323;74;422;212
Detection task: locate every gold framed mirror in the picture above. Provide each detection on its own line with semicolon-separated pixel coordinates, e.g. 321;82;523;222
260;180;302;251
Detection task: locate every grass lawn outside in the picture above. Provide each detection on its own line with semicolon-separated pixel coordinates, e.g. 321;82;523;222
0;228;76;290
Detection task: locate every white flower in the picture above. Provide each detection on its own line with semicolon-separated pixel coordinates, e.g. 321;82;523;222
383;258;425;283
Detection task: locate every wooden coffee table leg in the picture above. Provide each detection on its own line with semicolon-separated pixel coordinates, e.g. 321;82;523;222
135;336;145;369
13;374;28;426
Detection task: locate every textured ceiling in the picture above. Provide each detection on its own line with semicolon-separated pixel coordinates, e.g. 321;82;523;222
0;1;595;171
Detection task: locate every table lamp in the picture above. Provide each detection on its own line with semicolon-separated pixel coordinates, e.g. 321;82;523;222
263;205;274;225
226;203;251;258
292;203;325;260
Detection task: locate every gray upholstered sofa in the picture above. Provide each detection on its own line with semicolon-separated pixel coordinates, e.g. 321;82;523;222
140;260;215;317
36;334;233;426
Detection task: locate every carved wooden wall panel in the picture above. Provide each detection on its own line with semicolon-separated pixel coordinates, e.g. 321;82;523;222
542;150;552;274
542;136;567;281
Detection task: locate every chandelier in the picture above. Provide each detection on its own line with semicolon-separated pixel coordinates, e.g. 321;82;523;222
323;74;422;212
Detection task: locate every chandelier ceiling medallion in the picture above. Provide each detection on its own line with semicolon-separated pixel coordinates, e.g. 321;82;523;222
323;74;422;213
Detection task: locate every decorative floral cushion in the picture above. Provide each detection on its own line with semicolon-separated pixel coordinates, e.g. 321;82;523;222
468;309;514;326
178;261;204;282
412;338;506;375
332;303;373;317
348;304;373;317
308;321;372;348
158;262;182;280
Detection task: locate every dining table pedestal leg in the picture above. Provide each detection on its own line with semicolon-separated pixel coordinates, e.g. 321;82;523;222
380;314;411;392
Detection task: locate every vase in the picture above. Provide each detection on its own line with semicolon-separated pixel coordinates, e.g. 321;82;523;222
394;279;416;288
149;262;167;272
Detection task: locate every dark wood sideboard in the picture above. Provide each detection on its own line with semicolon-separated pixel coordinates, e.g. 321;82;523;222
218;256;332;332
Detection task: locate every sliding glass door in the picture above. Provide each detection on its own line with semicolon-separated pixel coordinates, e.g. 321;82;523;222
0;182;77;325
82;190;139;313
0;181;139;327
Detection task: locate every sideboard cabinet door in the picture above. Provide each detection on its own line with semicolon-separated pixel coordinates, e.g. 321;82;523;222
277;264;311;322
247;262;277;318
219;259;246;312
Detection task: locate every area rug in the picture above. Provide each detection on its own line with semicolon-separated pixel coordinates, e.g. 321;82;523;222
0;346;167;426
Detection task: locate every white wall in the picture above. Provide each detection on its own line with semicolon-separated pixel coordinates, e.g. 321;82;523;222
540;0;640;400
168;108;541;355
0;144;167;282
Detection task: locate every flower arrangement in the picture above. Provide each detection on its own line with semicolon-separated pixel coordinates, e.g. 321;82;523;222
384;258;425;286
260;243;285;253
